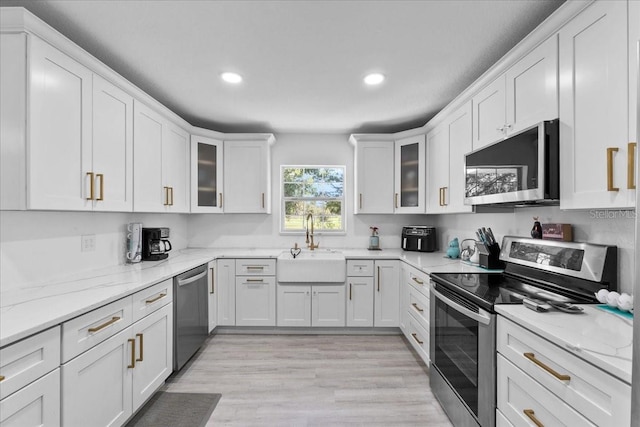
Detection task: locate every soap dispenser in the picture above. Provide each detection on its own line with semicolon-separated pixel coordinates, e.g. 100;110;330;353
368;226;381;250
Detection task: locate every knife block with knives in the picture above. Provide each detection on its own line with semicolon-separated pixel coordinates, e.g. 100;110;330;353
476;227;505;270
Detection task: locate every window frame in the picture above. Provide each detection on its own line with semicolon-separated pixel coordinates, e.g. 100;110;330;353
280;165;347;235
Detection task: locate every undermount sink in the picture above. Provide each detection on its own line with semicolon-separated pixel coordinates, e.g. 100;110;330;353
277;249;346;283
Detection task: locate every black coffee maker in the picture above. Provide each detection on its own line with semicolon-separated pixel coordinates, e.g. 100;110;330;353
142;228;172;261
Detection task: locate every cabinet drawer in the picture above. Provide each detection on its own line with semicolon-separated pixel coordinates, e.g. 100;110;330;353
497;317;631;426
407;285;429;329
131;279;173;322
406;313;429;366
62;296;133;363
403;264;429;297
0;368;60;427
235;259;276;276
497;355;594;427
0;326;60;400
346;260;374;276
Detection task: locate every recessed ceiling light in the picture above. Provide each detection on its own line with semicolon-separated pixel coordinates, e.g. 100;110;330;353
364;73;385;85
221;72;242;84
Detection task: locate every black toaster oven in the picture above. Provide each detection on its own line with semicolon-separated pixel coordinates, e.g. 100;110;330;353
402;226;437;252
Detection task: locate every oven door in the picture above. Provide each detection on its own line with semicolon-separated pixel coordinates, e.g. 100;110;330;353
429;280;496;427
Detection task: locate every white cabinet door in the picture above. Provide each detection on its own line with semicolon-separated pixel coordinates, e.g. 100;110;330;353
505;35;558;136
394;135;425;213
216;259;236;326
61;327;133;427
374;261;399;327
29;36;93;211
92;74;133;212
354;141;394;214
559;1;631;209
472;75;506;150
163;123;190;213
312;285;346;327
447;101;474;213
224;140;270;213
346;277;374;327
235;276;276;326
277;284;311;327
0;369;60;427
133;101;164;212
131;304;172;411
191;136;224;213
207;261;217;333
426;123;449;214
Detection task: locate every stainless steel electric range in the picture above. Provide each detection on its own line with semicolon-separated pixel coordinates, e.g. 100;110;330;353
429;236;618;427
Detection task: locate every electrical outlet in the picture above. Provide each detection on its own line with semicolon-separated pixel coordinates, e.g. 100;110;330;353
81;234;96;252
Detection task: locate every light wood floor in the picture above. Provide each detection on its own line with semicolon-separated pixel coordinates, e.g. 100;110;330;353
164;333;454;426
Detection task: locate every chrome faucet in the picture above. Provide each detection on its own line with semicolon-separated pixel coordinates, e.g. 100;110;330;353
305;213;319;250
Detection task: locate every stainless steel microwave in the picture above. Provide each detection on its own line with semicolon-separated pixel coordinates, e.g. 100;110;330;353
464;119;559;206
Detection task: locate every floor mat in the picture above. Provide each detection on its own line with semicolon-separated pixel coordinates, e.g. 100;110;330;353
125;392;221;427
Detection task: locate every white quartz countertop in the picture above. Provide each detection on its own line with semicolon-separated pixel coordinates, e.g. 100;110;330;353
1;248;492;347
495;305;633;384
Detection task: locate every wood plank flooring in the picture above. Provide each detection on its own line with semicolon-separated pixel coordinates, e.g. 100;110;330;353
163;334;453;426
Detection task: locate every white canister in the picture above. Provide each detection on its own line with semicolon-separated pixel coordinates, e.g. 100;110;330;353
126;222;142;263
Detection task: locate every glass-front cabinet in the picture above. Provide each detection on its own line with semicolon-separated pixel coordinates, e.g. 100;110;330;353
394;134;425;213
190;135;224;213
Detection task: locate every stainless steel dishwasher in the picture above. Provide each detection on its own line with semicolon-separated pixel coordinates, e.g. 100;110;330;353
174;264;209;371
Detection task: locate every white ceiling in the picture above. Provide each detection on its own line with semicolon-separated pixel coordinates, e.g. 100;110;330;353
1;0;565;134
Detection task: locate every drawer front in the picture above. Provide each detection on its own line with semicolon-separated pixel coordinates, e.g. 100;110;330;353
346;260;374;277
132;278;173;322
497;317;631;426
236;259;276;276
0;326;60;400
407;285;429;329
0;368;60;427
403;264;429;297
406;313;429;366
497;355;595;427
62;296;133;363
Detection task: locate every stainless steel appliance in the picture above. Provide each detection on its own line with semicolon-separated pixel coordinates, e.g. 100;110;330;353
464;119;559;206
173;264;209;371
142;227;172;261
402;226;436;252
430;236;617;427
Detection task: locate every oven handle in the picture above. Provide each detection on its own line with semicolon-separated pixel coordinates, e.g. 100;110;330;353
430;282;492;326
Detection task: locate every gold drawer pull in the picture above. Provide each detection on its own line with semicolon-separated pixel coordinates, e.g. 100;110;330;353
377;266;381;292
86;172;95;200
164;187;170;206
524;352;570;381
219;192;223;208
349;283;352;300
128;338;136;368
245;278;264;283
88;316;120;333
246;266;264;270
136;333;144;362
523;409;544;427
629;142;637;190
412;277;424;285
607;147;619;191
442;187;447;206
145;293;166;304
359;193;363;209
96;173;104;201
411;302;424;313
411;333;423;345
394;193;399;209
0;375;5;382
210;268;215;294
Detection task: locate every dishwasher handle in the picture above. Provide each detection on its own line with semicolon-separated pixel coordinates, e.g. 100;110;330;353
177;270;208;287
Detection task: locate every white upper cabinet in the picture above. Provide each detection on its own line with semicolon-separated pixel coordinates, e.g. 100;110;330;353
472;36;558;150
559;0;633;209
354;140;395;214
427;101;473;214
191;135;224;213
133;101;189;212
223;139;272;213
394;134;426;213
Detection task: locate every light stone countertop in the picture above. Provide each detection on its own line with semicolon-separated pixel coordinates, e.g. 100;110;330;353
0;247;491;347
495;305;633;384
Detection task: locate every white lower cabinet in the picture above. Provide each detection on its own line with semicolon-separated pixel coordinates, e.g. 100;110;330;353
216;259;236;326
346;277;374;327
277;284;345;327
207;261;218;333
235;276;276;326
373;261;399;327
401;262;430;365
0;369;60;427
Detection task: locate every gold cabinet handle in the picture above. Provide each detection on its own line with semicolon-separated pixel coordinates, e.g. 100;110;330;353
210;268;215;294
96;173;104;201
164;187;170;205
412;277;424;285
523;352;570;381
349;283;352;300
442;187;448;206
219;192;223;208
0;375;5;382
245;278;264;283
246;266;264;271
523;409;544;427
128;338;136;368
88;316;120;333
411;302;424;313
145;293;166;304
86;172;95;200
377;266;381;292
411;333;423;345
394;193;399;209
136;333;144;362
439;187;443;206
628;142;637;190
607;147;619;191
261;192;265;209
359;193;363;210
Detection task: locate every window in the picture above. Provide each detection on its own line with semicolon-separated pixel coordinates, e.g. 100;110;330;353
281;166;345;233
